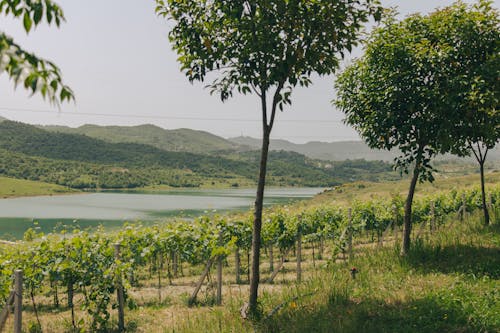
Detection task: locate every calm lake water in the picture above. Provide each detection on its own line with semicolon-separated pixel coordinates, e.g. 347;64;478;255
0;188;323;239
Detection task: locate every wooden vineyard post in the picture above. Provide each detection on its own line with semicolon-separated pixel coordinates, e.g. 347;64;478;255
14;269;22;333
0;290;15;331
216;231;223;306
488;193;495;223
319;238;324;259
430;201;436;233
373;206;380;245
393;205;399;245
415;218;427;240
379;219;393;247
266;248;291;284
189;259;214;305
171;251;178;278
296;229;302;283
114;244;125;332
269;245;274;273
235;247;241;284
347;208;353;261
461;193;467;221
68;279;76;329
246;250;250;283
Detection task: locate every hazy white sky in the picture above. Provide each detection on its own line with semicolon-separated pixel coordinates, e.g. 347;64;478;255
1;0;497;143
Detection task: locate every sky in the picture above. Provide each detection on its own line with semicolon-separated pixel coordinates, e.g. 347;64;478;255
0;0;497;143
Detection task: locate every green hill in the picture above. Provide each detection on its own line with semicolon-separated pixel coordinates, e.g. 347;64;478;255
0;148;208;189
0;120;400;189
1;120;246;173
42;123;245;154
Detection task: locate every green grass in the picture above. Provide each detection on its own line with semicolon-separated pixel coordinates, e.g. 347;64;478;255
160;215;499;333
0;176;77;198
312;171;500;206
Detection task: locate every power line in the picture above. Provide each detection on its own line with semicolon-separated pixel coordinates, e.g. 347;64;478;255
0;106;345;124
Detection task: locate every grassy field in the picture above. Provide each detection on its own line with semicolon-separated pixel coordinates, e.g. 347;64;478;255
125;214;499;333
0;176;77;198
257;217;500;333
311;170;500;207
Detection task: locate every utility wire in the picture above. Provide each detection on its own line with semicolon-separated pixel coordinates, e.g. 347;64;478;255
0;106;345;124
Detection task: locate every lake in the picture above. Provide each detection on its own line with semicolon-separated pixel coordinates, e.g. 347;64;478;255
0;187;323;239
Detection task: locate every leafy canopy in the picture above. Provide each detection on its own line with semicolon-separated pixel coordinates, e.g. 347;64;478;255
156;0;382;110
0;0;73;104
334;1;497;181
442;0;499;155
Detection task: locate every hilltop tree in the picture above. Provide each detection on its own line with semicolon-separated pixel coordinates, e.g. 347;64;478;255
444;1;499;225
334;3;491;255
156;0;382;312
0;0;73;104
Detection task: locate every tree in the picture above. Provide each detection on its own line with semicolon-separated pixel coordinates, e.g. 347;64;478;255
444;1;499;225
334;4;481;255
156;0;382;312
0;0;73;104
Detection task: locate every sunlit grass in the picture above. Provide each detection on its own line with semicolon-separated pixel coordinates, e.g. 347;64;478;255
157;214;499;333
311;171;500;207
0;176;77;198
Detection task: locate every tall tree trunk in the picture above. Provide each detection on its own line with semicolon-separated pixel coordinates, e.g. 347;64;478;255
479;160;490;225
401;164;420;256
249;127;271;313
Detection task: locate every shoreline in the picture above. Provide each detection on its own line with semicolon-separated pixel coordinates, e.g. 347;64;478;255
1;190;84;200
1;184;328;200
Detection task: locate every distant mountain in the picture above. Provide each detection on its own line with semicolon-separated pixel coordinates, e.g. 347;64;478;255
0;116;7;122
42;124;246;154
230;136;398;161
230;136;500;162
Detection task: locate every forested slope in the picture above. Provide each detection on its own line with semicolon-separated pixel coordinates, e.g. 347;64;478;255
0;121;396;188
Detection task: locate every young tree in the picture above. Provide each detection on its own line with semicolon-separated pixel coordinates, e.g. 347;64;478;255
444;1;499;225
156;0;382;312
334;3;488;255
0;0;73;104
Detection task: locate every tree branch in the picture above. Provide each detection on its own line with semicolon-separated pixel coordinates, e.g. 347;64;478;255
268;81;285;131
469;140;481;164
251;83;262;98
477;142;485;163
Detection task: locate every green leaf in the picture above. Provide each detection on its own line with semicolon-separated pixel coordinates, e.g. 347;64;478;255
33;5;43;25
23;12;33;32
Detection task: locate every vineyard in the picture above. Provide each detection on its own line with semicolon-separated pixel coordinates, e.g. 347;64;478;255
0;185;498;332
